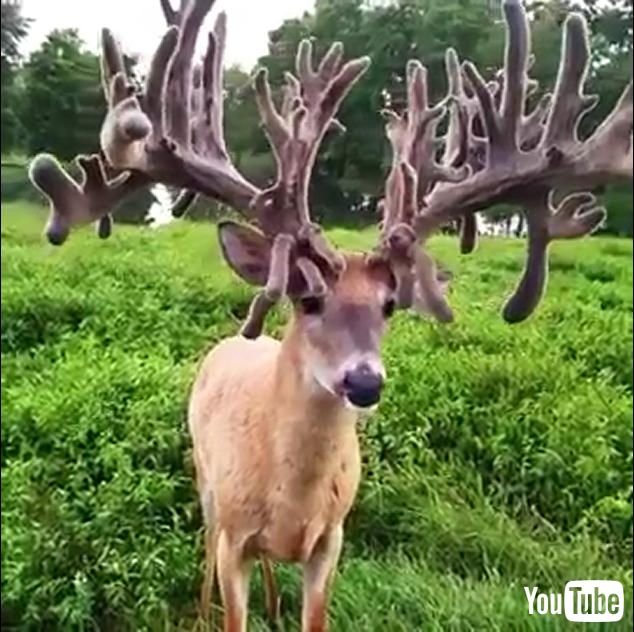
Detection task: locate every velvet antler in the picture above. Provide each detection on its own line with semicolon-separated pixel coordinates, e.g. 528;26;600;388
239;41;370;337
378;0;632;324
29;0;369;341
30;0;258;245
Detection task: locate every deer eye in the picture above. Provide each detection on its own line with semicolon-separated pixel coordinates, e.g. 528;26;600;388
300;296;325;316
382;298;396;319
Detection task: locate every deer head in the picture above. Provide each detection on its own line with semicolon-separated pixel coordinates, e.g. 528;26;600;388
222;220;396;407
29;0;632;407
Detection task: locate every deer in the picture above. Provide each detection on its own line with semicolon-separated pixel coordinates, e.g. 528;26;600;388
28;0;632;630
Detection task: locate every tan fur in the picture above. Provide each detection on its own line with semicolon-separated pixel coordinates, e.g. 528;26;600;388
188;255;390;631
189;332;361;562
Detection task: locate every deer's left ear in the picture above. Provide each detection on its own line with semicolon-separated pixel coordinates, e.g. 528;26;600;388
218;220;271;286
366;256;398;292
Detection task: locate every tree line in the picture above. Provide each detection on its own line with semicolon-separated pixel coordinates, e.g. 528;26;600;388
1;0;632;235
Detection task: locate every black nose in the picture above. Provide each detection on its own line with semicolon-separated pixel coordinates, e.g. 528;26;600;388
343;365;383;408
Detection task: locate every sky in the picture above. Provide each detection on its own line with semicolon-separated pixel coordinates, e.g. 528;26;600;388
20;0;315;71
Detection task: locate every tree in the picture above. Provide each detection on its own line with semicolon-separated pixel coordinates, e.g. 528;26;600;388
223;65;268;177
18;29;106;161
1;0;30;152
1;0;29;71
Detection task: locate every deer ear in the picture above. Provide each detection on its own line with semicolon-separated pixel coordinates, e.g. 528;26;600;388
218;220;271;286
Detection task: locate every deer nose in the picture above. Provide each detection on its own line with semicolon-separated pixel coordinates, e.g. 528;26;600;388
342;364;384;408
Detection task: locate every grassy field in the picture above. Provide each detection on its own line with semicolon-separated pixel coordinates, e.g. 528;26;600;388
2;201;632;631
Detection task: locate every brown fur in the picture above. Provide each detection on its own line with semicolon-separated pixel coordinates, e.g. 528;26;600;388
188;254;392;631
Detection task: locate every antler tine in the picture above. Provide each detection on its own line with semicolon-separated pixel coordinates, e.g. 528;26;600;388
29;153;147;245
164;0;212;148
253;68;289;176
543;13;597;149
499;0;530;148
503;190;605;322
144;26;180;142
205;13;228;157
100;29;126;100
159;0;188;25
252;41;369;247
443;49;467;163
240;233;294;339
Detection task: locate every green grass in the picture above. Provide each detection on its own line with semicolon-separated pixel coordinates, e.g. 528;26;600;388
2;201;632;631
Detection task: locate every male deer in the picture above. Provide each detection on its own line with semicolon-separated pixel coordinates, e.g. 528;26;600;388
29;0;632;630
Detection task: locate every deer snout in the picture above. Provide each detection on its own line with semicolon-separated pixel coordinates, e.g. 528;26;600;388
342;363;384;408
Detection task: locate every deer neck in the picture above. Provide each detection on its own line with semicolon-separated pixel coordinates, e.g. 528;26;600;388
269;316;358;485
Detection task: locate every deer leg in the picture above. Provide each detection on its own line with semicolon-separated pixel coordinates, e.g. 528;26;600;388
261;557;281;623
199;525;219;621
301;525;343;632
216;530;252;632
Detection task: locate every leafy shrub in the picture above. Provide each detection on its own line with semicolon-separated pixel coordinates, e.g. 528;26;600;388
1;203;632;630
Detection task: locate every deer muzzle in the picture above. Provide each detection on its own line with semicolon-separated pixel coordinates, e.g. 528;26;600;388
341;363;384;408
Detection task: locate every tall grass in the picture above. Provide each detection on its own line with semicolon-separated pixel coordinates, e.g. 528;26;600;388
2;202;632;631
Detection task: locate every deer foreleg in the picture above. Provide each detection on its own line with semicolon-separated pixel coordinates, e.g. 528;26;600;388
261;557;281;624
217;530;252;632
301;525;343;632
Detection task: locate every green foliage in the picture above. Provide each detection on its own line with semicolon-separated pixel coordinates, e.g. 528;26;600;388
1;202;632;630
0;160;38;203
17;29;106;161
1;1;30;68
601;185;633;237
1;0;30;153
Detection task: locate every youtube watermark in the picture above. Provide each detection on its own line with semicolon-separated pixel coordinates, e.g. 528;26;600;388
524;581;624;622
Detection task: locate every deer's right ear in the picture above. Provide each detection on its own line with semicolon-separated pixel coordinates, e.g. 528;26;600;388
218;220;271;286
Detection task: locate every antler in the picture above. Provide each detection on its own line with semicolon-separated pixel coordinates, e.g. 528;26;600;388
29;154;148;245
28;0;370;339
239;41;370;336
503;189;605;321
30;0;258;245
377;56;469;319
380;0;632;323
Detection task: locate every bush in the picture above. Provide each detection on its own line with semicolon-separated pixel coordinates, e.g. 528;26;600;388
2;203;632;630
601;184;633;238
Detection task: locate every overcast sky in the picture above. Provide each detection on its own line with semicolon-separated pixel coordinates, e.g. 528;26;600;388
20;0;315;70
